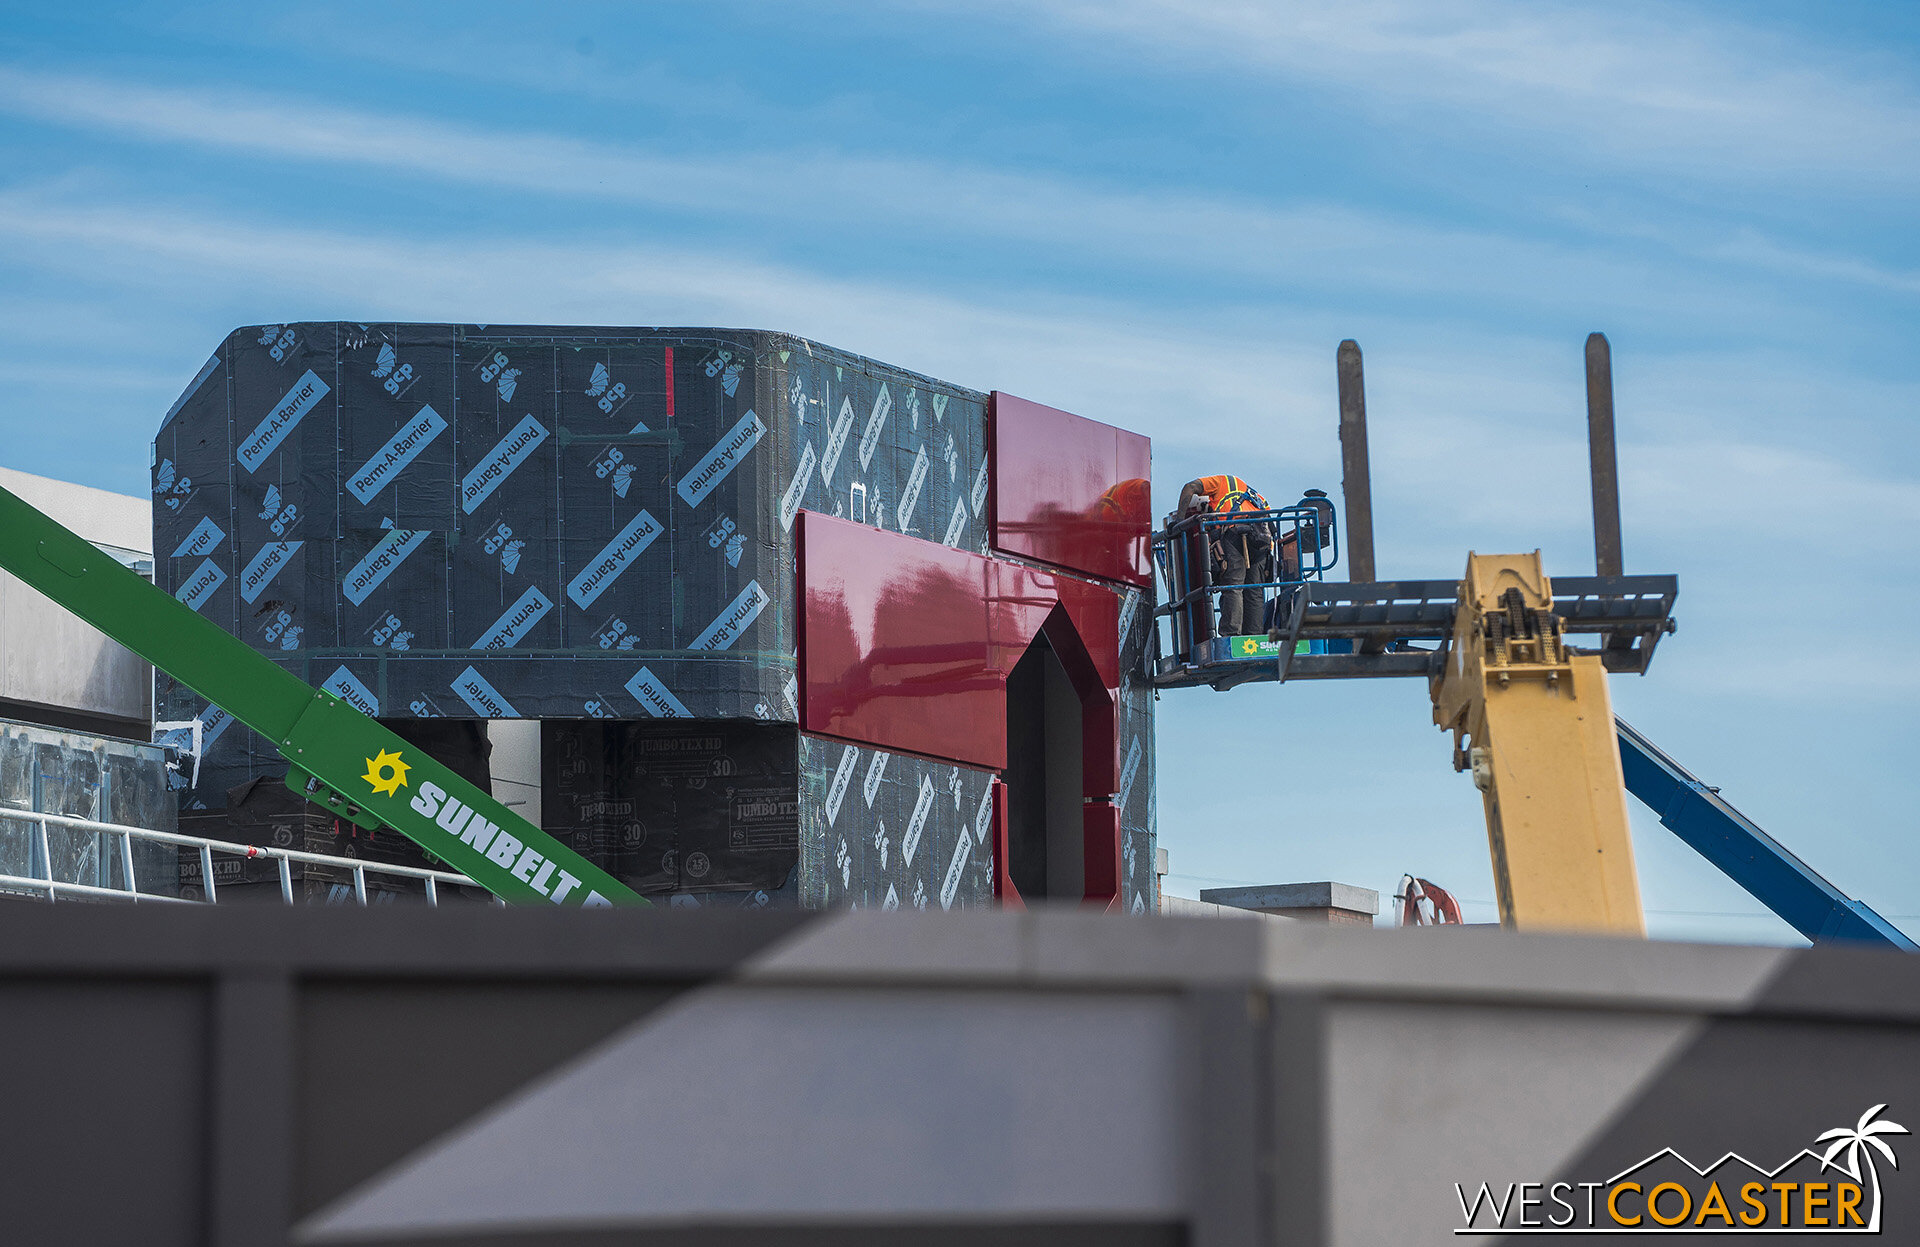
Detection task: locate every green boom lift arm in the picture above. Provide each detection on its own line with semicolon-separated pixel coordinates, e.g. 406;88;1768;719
0;481;647;907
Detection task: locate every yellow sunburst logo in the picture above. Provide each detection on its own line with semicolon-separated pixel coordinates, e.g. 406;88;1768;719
362;749;411;797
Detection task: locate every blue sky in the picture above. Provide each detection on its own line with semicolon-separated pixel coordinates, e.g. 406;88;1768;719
1;1;1916;941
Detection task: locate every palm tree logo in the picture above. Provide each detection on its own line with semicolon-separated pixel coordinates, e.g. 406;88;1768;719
1817;1104;1909;1231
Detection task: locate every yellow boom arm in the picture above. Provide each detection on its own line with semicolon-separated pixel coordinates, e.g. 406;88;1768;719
1432;552;1645;935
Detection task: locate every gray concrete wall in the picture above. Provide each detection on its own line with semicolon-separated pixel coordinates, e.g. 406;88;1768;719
0;905;1909;1246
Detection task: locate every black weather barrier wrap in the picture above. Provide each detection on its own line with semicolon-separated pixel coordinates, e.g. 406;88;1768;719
543;719;798;900
797;734;997;912
152;323;1153;910
153;324;990;807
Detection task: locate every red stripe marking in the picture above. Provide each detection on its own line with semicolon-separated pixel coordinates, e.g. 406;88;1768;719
664;346;675;420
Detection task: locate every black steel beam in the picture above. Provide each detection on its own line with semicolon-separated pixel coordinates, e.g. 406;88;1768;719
1336;341;1376;584
1586;333;1625;578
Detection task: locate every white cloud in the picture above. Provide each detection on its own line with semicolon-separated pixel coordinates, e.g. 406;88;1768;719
953;0;1920;189
1704;231;1920;297
0;62;1911;336
0;66;744;212
0;64;1471;292
3;188;1911;581
0;189;1324;451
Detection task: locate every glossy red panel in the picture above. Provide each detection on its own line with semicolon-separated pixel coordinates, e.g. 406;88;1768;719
801;511;1004;769
799;511;1122;775
990;392;1153;588
1037;601;1119;796
989;779;1023;908
989;560;1120;794
1082;801;1122;910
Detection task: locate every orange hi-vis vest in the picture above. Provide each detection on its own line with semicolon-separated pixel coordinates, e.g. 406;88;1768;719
1197;475;1268;518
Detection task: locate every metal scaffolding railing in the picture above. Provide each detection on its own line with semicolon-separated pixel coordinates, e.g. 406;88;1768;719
0;807;487;907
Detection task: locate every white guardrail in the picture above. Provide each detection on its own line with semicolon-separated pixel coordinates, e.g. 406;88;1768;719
0;808;490;906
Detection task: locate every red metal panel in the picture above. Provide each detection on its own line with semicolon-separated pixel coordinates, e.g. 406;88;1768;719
989;779;1023;909
799;512;1125;776
1007;564;1120;692
1082;800;1123;910
990;392;1152;588
801;511;1133;905
1037;599;1118;797
800;511;1006;770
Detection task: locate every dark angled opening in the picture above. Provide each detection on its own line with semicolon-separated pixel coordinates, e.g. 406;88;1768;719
1003;630;1085;902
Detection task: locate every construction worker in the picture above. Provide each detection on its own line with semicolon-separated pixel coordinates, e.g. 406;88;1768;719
1176;475;1273;636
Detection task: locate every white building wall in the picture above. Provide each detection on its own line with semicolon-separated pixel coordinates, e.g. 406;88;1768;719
486;719;542;824
0;466;154;730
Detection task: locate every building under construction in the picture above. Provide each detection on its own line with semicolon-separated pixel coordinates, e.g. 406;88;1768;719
0;324;1913;1244
140;322;1156;912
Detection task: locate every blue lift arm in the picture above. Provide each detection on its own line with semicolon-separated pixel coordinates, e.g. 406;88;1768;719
1616;718;1916;950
